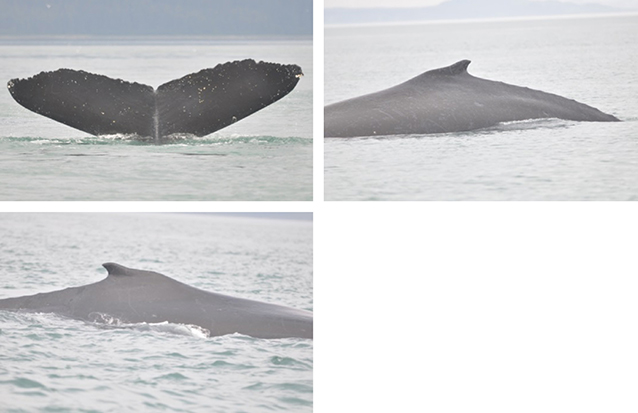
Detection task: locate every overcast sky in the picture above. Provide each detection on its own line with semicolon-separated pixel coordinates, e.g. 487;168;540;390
325;0;637;8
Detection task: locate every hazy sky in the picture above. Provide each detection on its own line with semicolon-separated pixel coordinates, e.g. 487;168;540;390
325;0;637;8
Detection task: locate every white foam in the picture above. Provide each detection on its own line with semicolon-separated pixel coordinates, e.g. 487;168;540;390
87;313;210;338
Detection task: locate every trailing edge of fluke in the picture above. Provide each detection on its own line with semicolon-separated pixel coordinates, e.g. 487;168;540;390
7;59;303;142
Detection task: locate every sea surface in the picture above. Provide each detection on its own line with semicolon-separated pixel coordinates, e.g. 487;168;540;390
0;213;313;412
0;37;312;201
325;14;638;201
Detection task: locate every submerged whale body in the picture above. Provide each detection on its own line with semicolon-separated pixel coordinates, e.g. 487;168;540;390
8;59;303;142
324;59;619;138
0;262;313;339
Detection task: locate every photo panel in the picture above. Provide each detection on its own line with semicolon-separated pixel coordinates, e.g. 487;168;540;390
0;212;313;411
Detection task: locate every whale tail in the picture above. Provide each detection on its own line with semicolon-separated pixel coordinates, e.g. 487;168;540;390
7;59;303;142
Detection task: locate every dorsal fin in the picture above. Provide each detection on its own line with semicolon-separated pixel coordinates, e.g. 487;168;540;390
426;60;471;76
103;262;134;276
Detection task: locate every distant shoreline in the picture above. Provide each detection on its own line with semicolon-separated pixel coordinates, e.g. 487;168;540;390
325;11;638;29
0;35;312;45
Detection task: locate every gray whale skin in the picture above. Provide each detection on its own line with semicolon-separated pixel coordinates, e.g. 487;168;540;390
0;263;313;339
7;59;303;143
324;60;619;138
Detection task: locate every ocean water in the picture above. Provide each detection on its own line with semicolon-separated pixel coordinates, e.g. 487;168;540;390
0;213;313;412
324;15;638;201
0;38;312;201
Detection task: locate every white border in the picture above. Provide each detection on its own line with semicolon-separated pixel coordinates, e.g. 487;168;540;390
313;0;325;202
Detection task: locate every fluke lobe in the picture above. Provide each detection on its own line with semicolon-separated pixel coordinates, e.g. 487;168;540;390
0;262;313;339
325;59;619;138
7;59;303;142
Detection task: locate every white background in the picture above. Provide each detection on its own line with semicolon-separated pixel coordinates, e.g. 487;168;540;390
316;203;638;411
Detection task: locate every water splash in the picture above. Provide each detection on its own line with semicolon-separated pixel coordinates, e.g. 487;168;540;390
87;313;210;338
1;134;310;147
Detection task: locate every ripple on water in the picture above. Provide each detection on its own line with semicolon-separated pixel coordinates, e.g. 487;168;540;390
272;382;313;393
278;396;313;407
270;356;311;369
9;377;46;389
210;360;256;370
155;372;189;381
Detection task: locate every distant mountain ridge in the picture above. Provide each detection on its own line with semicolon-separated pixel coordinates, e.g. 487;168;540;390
0;0;312;36
326;0;631;25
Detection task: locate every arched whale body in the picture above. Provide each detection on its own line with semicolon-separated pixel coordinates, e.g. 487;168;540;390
7;59;303;143
324;60;619;138
0;263;313;339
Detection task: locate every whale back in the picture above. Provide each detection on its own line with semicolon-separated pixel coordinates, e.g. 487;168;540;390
324;59;619;137
0;262;313;339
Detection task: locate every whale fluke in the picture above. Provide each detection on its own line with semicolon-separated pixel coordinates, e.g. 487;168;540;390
8;69;156;137
7;59;303;142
